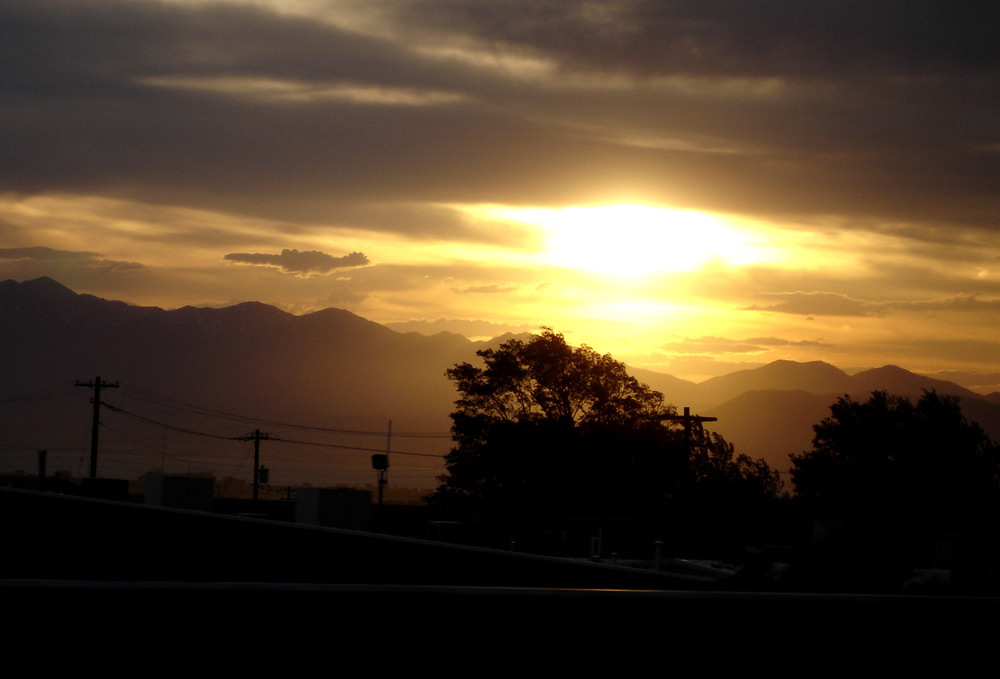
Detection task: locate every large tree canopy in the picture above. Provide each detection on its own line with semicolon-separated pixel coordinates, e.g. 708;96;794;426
791;390;1000;523
445;328;668;427
788;390;1000;589
432;329;780;514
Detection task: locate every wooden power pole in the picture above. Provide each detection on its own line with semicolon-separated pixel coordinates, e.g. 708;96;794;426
661;406;718;449
235;429;273;501
75;376;119;478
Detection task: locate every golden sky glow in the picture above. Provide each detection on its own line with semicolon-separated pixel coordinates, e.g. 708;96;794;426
2;189;995;390
479;204;778;276
1;0;998;393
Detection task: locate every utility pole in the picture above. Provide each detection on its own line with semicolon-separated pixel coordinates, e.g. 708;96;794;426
75;376;119;478
661;406;718;484
661;406;718;451
371;420;391;507
235;429;272;501
369;420;391;532
37;450;46;491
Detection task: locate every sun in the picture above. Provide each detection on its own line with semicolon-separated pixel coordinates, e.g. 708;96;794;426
487;203;763;276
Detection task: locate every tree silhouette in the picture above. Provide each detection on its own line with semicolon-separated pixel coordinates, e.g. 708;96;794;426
687;428;783;510
431;329;780;514
789;390;1000;589
791;390;1000;522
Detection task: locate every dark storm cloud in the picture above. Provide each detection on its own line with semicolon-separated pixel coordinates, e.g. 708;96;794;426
2;0;999;237
224;249;369;274
0;0;537;227
371;0;1000;227
1;0;457;95
394;0;1000;78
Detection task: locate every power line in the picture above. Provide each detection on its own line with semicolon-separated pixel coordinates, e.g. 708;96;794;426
120;386;451;438
102;403;447;458
0;383;79;404
233;429;273;501
268;435;446;458
2;380;450;489
103;403;236;441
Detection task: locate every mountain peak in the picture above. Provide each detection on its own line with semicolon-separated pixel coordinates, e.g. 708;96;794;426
0;277;84;322
849;365;980;401
762;358;841;371
226;300;290;315
870;364;908;374
851;364;917;380
3;276;78;298
696;358;854;408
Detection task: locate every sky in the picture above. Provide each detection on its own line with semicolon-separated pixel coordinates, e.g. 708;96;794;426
2;0;999;390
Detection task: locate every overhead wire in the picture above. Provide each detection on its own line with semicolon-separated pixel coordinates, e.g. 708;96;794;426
120;386;451;439
100;402;448;458
102;403;237;441
2;381;450;485
267;435;446;458
0;382;80;404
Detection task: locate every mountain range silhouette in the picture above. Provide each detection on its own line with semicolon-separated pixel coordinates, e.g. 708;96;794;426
2;276;997;483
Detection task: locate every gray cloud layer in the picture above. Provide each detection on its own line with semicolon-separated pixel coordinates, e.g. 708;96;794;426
412;1;999;77
384;318;535;338
0;247;101;261
0;246;144;272
2;0;998;238
660;335;831;354
224;249;370;274
745;292;1000;316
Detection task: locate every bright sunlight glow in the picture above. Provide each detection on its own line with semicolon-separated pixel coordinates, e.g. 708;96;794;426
487;204;766;276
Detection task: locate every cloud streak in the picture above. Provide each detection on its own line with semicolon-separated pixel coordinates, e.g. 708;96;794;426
224;249;369;274
2;0;998;231
660;335;832;354
0;246;144;272
745;292;1000;317
2;0;999;381
0;247;101;261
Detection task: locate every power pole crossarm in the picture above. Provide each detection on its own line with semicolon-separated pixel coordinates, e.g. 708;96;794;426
660;406;719;466
234;429;273;502
661;406;717;435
